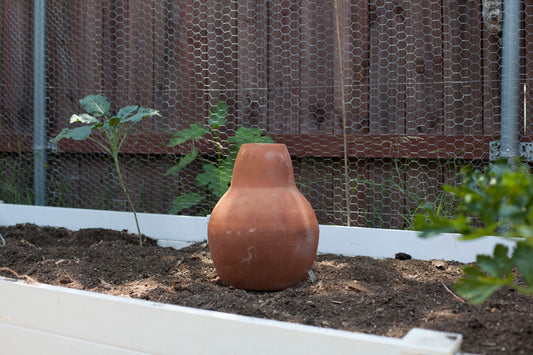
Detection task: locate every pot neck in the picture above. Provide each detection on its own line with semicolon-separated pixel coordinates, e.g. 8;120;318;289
230;143;296;188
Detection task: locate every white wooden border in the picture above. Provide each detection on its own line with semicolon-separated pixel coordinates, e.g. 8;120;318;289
0;278;462;355
0;203;515;262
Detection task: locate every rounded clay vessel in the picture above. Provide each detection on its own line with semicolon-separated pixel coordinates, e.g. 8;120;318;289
207;143;319;291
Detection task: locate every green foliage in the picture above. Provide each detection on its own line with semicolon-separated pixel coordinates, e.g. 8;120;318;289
166;102;273;214
0;141;34;205
51;94;160;246
415;159;533;303
351;159;458;229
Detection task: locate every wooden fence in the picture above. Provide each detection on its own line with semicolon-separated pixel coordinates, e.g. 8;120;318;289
1;0;533;227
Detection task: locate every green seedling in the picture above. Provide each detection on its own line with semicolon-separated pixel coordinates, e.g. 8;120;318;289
50;94;160;246
166;101;273;214
415;159;533;303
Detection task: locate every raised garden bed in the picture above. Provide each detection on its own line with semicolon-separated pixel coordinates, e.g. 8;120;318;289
0;203;531;354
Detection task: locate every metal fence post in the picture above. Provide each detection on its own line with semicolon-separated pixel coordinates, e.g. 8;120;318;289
33;0;47;206
500;0;521;159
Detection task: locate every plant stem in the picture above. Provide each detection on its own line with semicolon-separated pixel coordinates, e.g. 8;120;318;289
112;153;143;246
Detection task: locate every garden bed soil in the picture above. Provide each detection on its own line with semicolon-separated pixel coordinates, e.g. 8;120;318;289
0;224;531;355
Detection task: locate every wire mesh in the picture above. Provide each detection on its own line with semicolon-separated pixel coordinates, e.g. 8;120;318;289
1;0;531;228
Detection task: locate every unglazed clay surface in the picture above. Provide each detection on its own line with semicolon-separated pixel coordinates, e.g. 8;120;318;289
207;143;319;291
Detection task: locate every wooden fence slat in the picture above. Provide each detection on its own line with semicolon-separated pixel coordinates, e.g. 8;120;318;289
47;0;104;136
297;157;336;224
299;0;336;135
368;0;407;134
235;0;269;130
363;158;404;228
345;0;370;135
154;0;208;133
101;0;155;108
100;0;125;106
127;1;156;108
267;0;301;134
206;0;237;131
404;1;444;135
482;16;501;136
442;0;484;135
0;1;33;135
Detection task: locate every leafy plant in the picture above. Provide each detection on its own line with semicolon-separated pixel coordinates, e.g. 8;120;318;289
351;159;458;229
166;101;273;214
50;94;160;246
0;140;34;205
415;159;533;303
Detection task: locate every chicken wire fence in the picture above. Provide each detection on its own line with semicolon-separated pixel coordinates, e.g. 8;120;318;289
1;0;532;229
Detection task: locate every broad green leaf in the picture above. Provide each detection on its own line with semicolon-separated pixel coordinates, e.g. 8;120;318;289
108;116;121;127
416;158;533;303
50;129;70;143
123;107;160;123
117;105;138;119
208;101;227;128
476;244;513;278
414;213;459;238
164;148;198;176
499;204;524;220
168;124;208;146
514;242;533;286
457;222;499;240
79;95;110;117
228;127;273;146
197;163;232;198
169;193;205;214
515;225;533;239
415;213;471;238
454;266;507;304
50;125;93;143
70;113;99;124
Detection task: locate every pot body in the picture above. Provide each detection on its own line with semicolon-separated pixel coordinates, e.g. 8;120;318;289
207;143;319;291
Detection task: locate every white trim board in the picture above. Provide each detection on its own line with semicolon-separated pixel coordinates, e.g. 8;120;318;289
0;277;462;355
0;203;515;262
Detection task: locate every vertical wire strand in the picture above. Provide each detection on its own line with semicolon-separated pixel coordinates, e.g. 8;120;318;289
333;0;351;226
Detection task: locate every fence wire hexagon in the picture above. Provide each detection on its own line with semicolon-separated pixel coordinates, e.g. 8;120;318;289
1;1;531;229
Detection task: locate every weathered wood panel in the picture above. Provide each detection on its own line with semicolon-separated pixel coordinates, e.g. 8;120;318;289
442;0;484;135
368;0;407;134
299;0;336;135
205;0;238;133
235;0;269;130
0;1;33;135
482;19;501;136
154;0;208;133
345;0;370;135
47;0;104;136
296;157;336;224
404;1;443;135
267;0;301;134
5;0;533;228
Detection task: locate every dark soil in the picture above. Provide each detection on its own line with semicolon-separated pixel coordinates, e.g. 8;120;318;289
0;224;531;354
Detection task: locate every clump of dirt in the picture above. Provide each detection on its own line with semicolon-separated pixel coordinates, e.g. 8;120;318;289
0;223;531;354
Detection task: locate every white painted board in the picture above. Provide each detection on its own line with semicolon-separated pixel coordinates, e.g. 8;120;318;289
0;278;462;355
0;203;515;262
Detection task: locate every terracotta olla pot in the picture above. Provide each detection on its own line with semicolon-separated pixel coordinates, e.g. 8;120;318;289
207;143;319;291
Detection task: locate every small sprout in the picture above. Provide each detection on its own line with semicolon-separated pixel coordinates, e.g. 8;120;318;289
51;95;160;246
